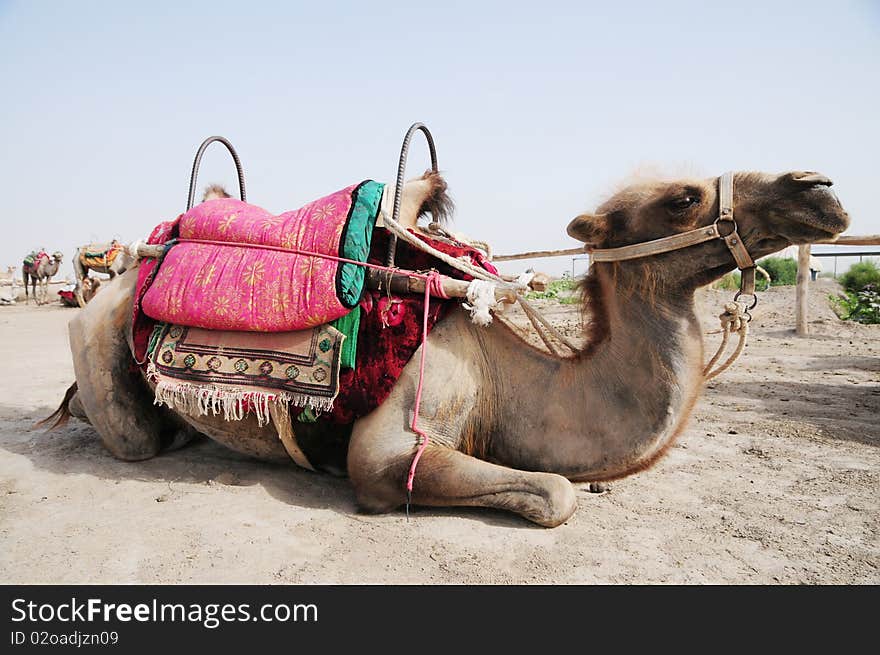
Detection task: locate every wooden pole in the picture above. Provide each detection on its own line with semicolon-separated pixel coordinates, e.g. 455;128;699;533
364;269;518;302
796;244;810;336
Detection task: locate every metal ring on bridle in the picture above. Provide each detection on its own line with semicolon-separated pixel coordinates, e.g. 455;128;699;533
734;290;758;311
186;136;247;211
714;216;738;238
385;123;439;267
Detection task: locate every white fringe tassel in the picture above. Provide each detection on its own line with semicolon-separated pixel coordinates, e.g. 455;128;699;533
152;379;334;426
463;279;498;326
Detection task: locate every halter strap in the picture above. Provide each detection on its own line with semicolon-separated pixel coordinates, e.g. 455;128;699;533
589;172;757;298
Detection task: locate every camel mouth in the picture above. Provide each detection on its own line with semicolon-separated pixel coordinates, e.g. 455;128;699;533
787;186;850;241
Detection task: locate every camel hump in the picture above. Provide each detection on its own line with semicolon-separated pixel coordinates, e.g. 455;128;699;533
82;241;120;256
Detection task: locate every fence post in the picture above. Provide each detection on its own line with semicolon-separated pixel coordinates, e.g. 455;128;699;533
796;244;811;336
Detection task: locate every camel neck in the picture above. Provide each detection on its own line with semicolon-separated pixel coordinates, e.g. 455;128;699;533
489;265;704;480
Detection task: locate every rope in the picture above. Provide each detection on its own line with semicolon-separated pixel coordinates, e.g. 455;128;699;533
703;302;750;380
518;298;564;356
405;271;446;515
383;211;582;356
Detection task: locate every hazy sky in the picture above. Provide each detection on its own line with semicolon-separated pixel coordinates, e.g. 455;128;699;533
1;0;877;280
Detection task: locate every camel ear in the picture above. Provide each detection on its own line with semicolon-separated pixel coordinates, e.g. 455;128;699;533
567;213;610;246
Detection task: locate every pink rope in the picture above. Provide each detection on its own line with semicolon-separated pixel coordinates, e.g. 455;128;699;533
176;237;425;277
172;236;448;498
405;271;446;497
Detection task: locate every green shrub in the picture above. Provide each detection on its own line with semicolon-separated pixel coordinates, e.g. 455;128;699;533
715;272;740;291
758;256;798;286
832;288;880;324
714;271;769;292
525;278;579;302
839;260;880;293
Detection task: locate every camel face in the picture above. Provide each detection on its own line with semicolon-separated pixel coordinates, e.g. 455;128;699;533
729;171;849;254
568;170;850;281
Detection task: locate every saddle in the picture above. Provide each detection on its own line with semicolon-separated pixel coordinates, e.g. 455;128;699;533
132;128;494;469
22;251;47;274
141;181;384;332
80;241;123;269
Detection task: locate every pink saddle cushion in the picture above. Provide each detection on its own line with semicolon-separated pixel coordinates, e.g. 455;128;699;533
141;181;383;332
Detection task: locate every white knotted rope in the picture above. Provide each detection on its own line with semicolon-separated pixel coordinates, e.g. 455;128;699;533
464;280;499;326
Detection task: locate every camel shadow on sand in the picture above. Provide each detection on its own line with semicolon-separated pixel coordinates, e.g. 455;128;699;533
0;405;543;529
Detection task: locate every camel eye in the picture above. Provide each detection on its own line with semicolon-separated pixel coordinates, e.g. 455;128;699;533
668;196;699;212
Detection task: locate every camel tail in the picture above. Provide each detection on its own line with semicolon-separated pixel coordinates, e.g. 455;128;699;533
417;170;455;224
35;382;78;431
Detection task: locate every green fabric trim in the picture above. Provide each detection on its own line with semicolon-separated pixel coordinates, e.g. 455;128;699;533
297;407;320;423
330;305;360;369
338;181;384;307
145;322;167;360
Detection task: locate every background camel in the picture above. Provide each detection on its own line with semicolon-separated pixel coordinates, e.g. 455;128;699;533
54;170;849;526
71;185;238;306
0;265;17;305
72;242;135;307
22;252;63;305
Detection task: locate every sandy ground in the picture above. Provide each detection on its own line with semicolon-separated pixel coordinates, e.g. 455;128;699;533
0;280;877;584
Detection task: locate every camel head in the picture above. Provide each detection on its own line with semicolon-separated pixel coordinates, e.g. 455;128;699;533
567;171;850;289
52;251;64;263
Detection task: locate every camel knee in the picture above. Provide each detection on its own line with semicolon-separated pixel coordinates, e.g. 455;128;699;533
528;473;578;527
347;434;409;514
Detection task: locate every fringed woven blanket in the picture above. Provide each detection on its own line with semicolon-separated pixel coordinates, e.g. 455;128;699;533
141;180;384;332
148;323;345;425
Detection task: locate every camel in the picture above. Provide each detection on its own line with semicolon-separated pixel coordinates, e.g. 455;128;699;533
50;170;849;526
72;241;136;307
71;185;239;306
80;276;101;304
0;266;17;305
23;251;63;305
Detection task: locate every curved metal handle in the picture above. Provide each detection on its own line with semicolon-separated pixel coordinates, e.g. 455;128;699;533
186;136;247;211
386;123;439;267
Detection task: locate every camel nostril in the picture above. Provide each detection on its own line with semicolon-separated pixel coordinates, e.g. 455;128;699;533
790;172;833;187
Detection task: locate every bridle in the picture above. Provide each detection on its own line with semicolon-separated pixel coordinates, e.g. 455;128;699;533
587;172;758;380
588;171;758;309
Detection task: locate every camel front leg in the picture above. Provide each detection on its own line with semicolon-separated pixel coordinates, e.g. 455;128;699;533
348;428;577;527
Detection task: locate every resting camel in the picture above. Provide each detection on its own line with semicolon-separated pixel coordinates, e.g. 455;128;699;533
50;170;849;526
72;242;136;306
0;266;17;305
23;251;63;305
